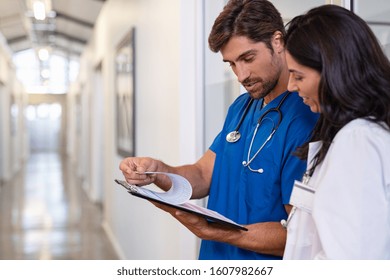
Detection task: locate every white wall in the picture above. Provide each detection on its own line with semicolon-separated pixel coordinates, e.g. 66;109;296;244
0;35;27;183
70;0;203;259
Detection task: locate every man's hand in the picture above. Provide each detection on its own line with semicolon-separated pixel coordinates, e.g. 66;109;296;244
150;201;242;242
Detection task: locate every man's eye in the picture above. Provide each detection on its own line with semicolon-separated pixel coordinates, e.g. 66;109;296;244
243;56;254;63
224;61;234;67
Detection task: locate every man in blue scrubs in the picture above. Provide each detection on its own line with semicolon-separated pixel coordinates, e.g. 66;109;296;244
120;0;318;259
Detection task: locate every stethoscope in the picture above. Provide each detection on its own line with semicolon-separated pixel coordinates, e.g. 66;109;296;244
226;98;254;143
226;92;291;173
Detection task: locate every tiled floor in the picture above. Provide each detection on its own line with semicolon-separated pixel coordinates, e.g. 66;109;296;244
0;152;118;260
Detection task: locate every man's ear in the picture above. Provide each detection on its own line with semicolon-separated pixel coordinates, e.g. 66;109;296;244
272;31;284;53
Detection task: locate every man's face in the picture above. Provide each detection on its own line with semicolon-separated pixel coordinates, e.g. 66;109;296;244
220;35;283;99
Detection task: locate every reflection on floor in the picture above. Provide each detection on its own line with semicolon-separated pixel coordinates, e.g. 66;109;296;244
0;152;118;260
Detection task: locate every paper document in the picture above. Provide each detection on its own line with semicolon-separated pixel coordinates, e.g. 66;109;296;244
114;172;248;231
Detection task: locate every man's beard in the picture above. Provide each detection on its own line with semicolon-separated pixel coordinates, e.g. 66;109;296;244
246;54;283;99
258;79;278;99
244;77;279;100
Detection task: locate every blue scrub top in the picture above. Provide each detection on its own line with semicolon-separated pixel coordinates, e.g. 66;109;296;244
199;91;318;260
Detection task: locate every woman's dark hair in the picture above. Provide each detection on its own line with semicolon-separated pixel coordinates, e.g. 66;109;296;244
285;4;390;170
208;0;285;53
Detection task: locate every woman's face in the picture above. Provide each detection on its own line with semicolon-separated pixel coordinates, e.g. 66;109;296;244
286;51;321;113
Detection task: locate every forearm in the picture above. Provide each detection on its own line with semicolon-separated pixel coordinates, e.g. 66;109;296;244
159;202;288;257
222;222;287;256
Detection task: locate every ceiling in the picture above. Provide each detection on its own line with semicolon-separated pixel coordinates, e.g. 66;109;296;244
0;0;106;58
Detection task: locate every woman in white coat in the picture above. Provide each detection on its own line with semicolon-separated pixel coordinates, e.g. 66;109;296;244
282;5;390;259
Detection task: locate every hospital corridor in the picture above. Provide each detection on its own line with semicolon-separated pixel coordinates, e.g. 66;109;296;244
0;0;389;261
0;152;118;259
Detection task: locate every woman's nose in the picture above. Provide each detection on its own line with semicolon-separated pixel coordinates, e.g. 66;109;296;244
287;76;298;92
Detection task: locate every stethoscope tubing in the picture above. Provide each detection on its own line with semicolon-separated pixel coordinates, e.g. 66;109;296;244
228;91;291;173
235;97;254;132
225;98;254;143
227;91;290;143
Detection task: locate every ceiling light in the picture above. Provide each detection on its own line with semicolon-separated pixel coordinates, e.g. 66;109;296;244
41;69;50;79
33;1;46;20
38;48;50;61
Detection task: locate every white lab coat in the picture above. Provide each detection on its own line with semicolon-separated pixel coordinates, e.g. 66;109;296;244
284;118;390;259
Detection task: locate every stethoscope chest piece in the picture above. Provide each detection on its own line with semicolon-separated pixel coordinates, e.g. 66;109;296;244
226;131;241;143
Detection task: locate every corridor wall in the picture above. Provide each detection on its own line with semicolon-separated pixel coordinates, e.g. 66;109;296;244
68;0;203;259
0;34;28;184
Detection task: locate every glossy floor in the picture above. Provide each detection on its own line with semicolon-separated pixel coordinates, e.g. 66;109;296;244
0;152;118;260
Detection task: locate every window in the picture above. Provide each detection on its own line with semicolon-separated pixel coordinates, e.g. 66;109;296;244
13;48;80;94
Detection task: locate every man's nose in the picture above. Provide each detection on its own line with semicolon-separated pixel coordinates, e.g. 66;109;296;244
235;64;250;84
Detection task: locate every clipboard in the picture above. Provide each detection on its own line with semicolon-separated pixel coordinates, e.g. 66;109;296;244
114;179;248;231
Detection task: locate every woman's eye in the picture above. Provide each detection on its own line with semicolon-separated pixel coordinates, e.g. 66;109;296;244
294;76;303;81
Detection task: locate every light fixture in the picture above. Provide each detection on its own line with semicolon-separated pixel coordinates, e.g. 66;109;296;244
33;1;46;20
38;48;50;61
40;69;50;79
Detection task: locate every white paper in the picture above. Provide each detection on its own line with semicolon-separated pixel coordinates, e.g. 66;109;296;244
136;172;192;204
115;172;247;230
